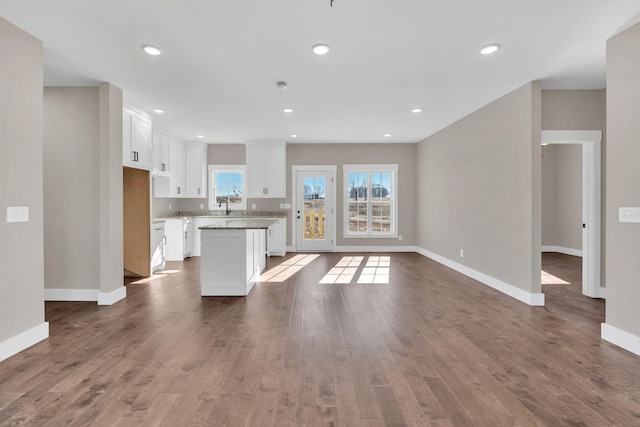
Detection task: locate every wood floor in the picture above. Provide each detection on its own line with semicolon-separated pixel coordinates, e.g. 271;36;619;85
1;252;639;426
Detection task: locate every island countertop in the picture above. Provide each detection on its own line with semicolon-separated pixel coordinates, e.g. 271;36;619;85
199;218;278;230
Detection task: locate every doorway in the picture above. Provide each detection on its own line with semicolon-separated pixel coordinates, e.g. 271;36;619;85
292;166;336;251
541;130;603;299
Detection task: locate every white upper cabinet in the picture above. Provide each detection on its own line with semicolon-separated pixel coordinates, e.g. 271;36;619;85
185;142;208;198
169;139;186;197
123;108;152;170
246;142;286;198
152;131;170;176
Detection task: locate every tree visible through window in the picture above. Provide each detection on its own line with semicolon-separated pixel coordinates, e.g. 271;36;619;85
344;165;398;237
208;165;246;210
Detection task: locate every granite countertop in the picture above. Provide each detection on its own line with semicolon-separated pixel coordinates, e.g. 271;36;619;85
157;210;287;219
199;218;278;230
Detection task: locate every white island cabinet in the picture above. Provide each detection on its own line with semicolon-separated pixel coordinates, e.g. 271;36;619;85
200;219;276;296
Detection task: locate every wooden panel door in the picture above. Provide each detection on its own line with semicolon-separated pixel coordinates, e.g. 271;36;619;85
123;166;151;277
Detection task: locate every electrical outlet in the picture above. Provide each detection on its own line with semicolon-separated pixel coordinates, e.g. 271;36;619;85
200;203;204;210
460;249;464;258
251;204;256;210
398;235;403;241
619;207;640;223
6;206;29;223
169;203;172;210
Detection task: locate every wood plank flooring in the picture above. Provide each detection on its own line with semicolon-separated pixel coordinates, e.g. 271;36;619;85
1;252;639;426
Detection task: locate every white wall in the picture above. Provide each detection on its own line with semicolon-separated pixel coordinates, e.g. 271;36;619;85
0;17;48;358
415;82;542;303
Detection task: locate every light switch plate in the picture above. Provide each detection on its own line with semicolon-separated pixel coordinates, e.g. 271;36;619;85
7;206;29;223
619;207;640;223
283;203;292;209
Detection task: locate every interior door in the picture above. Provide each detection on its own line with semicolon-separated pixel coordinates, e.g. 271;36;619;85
295;169;334;251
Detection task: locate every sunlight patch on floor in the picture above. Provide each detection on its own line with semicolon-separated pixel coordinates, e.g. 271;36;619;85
541;270;571;285
319;256;364;284
259;254;320;282
129;269;182;285
319;256;391;284
357;256;390;284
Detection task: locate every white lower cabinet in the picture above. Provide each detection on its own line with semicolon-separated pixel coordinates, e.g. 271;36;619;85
151;222;166;272
267;218;286;256
165;217;193;261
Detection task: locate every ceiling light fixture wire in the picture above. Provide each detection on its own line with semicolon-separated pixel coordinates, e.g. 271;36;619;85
330;0;334;6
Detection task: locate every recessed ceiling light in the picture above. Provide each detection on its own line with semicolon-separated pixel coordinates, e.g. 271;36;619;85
480;43;501;55
312;44;331;55
141;44;162;56
153;108;165;114
196;134;204;139
283;108;294;113
412;108;423;113
290;134;299;138
384;133;392;137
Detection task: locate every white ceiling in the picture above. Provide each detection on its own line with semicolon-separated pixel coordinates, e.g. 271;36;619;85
2;1;640;144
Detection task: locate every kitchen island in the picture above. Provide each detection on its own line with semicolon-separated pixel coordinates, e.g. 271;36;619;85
199;219;277;296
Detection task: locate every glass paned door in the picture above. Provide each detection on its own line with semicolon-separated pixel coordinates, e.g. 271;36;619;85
295;169;334;251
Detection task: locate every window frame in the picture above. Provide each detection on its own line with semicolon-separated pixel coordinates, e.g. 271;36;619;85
343;164;398;238
208;165;247;211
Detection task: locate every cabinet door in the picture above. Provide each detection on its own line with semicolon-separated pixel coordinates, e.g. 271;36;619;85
268;218;287;256
164;219;185;261
131;114;152;170
246;145;268;198
169;139;186;197
265;144;286;197
185;144;207;198
122;111;133;166
152;132;170;175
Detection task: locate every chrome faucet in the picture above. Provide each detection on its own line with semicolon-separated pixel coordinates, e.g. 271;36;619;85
219;197;230;215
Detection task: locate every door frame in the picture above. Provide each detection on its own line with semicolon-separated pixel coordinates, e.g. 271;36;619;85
291;165;337;252
541;130;604;299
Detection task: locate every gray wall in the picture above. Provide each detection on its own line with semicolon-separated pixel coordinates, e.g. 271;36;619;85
415;82;542;294
0;18;46;342
177;143;417;247
98;82;124;295
541;144;582;251
605;21;640;337
44;88;101;290
287;143;417;247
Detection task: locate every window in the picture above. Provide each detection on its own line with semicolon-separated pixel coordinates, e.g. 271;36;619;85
208;165;246;210
343;164;398;238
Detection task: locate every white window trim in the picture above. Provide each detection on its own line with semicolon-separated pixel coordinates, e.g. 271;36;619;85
343;164;398;238
208;165;247;211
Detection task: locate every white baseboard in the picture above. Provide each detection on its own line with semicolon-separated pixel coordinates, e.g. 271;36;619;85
601;323;640;357
541;245;583;257
416;247;545;306
287;245;417;253
98;286;127;306
45;288;99;302
0;322;49;363
333;245;417;253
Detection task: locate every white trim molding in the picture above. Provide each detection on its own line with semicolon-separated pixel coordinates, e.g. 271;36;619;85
0;322;49;363
45;288;100;302
541;130;602;299
98;286;127;306
541;246;583;257
333;245;417;253
601;323;640;357
416;247;545;306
